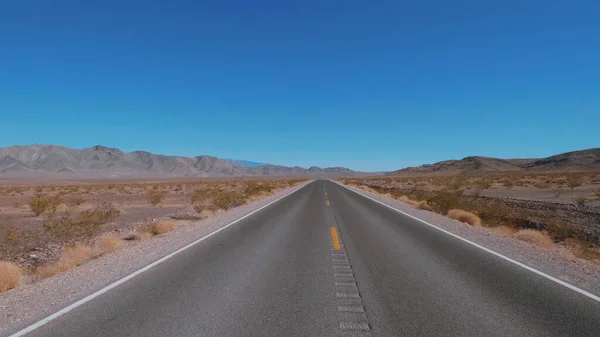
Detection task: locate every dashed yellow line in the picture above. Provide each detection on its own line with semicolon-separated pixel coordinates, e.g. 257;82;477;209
330;227;341;250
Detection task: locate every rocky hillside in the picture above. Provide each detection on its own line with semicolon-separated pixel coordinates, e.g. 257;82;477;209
0;145;356;178
392;148;600;175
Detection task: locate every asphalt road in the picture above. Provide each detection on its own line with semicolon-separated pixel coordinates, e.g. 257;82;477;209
12;180;600;336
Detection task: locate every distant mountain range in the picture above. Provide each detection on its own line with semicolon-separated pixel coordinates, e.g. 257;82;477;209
391;148;600;175
224;159;269;168
0;145;356;178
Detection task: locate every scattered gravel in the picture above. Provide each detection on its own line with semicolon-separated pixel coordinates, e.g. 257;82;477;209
0;182;309;336
338;182;600;297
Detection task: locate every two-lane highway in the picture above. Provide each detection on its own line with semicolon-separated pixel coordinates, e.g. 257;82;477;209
10;180;600;336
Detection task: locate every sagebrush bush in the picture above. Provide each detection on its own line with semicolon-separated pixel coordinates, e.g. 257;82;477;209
29;194;61;216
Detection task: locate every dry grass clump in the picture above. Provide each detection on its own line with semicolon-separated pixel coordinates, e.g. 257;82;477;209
36;244;93;279
141;220;176;236
515;229;554;249
447;209;482;226
97;234;125;253
398;196;422;208
29;194;61;216
0;261;22;292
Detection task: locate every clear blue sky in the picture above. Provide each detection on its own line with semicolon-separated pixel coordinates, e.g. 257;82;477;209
1;1;598;171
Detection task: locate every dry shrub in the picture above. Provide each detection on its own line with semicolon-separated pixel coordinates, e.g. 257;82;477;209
447;209;482;226
212;190;246;210
244;181;274;197
124;231;153;241
566;238;600;261
36;244;92;279
97;234;125;254
43;202;120;239
515;229;554;249
68;197;85;207
501;178;514;189
567;176;583;189
147;190;167;206
427;193;464;214
141;221;176;236
546;222;575;241
29;194;61;216
398;196;422;208
0;261;22;292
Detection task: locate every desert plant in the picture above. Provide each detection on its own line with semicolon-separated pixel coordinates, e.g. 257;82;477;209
68;197;85;207
3;229;20;246
35;244;92;279
515;229;554;249
426;192;464;214
97;234;125;254
211;190;246;210
447;209;482;226
141;221;175;236
0;261;22;292
146;190;167;206
502;178;514;189
545;221;575;241
567;176;583;189
29;194;61;216
43;202;120;239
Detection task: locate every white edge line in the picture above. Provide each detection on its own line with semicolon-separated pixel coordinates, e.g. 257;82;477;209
331;180;600;303
9;182;312;337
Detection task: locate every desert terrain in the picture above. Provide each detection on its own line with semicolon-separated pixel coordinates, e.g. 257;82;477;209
340;171;600;263
0;177;306;289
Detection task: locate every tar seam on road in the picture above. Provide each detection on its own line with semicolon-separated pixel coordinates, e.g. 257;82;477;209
325;188;373;337
332;180;600;303
8;183;311;337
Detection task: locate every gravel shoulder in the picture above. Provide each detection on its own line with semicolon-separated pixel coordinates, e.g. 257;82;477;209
0;182;310;336
337;181;600;298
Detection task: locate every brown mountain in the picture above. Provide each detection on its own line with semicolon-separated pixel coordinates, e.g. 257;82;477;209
391;148;600;175
0;144;356;178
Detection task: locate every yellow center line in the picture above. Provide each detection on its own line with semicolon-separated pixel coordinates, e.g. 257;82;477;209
330;227;341;250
